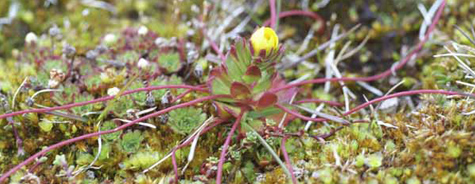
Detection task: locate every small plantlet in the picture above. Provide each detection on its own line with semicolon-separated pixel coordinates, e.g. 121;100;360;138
167;107;207;135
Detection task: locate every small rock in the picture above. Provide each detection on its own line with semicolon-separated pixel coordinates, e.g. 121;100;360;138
379;97;399;113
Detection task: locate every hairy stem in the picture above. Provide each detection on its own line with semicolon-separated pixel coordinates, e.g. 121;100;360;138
281;136;297;184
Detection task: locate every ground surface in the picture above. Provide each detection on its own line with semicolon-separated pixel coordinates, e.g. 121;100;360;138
0;0;475;183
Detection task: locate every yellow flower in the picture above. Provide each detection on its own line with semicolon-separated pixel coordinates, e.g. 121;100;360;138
250;27;279;56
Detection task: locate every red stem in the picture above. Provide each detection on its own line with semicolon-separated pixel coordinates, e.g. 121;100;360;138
216;110;245;184
263;10;326;34
170;88;193;103
281;136;297;184
294;99;343;107
0;95;226;183
199;16;226;61
0;85;208;120
171;149;179;183
269;0;276;29
270;0;446;93
205;33;226;61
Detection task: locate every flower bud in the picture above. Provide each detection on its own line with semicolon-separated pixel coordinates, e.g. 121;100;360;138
250;27;279;56
138;26;149;36
137;58;150;69
107;87;120;96
25;32;38;44
62;44;76;58
48;25;61;38
103;33;117;45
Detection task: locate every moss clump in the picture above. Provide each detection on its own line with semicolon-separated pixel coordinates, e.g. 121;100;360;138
168;107;207;135
123;151;163;170
120;130;144;153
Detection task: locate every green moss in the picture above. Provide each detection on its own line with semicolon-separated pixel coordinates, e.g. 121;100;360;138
168;107;207;135
158;53;181;73
123;151;162;170
100;121;122;142
120;130;144;153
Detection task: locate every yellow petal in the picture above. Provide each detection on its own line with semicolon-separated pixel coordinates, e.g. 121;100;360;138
250;27;279;56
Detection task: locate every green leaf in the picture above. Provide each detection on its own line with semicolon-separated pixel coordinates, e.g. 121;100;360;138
242;65;262;84
76;153;94;166
120;130;144;153
256;92;278;108
95;143;111;160
365;153;383;169
39;121;54;132
124;151;163;170
211;78;231;95
252;72;272;94
234;38;252;66
230;82;251;100
158;53;181;73
248;107;281;119
225;56;245;82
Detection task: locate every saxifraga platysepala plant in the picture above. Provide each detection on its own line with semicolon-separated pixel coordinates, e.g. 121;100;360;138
0;0;458;183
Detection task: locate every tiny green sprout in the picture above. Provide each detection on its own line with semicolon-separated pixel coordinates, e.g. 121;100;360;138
228;145;242;161
384;175;399;184
365;153;383;169
384;140;396;153
406;176;421;184
76;153;94;166
243;131;258;144
123;151;162;170
313;168;333;184
134;174;156;184
158;53;181;73
446;142;461;158
38;119;54;132
467;164;475;179
355;153;365;167
100;121;122;141
53;154;67;166
168;107;206;135
95;143;111;160
120;130;144;153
